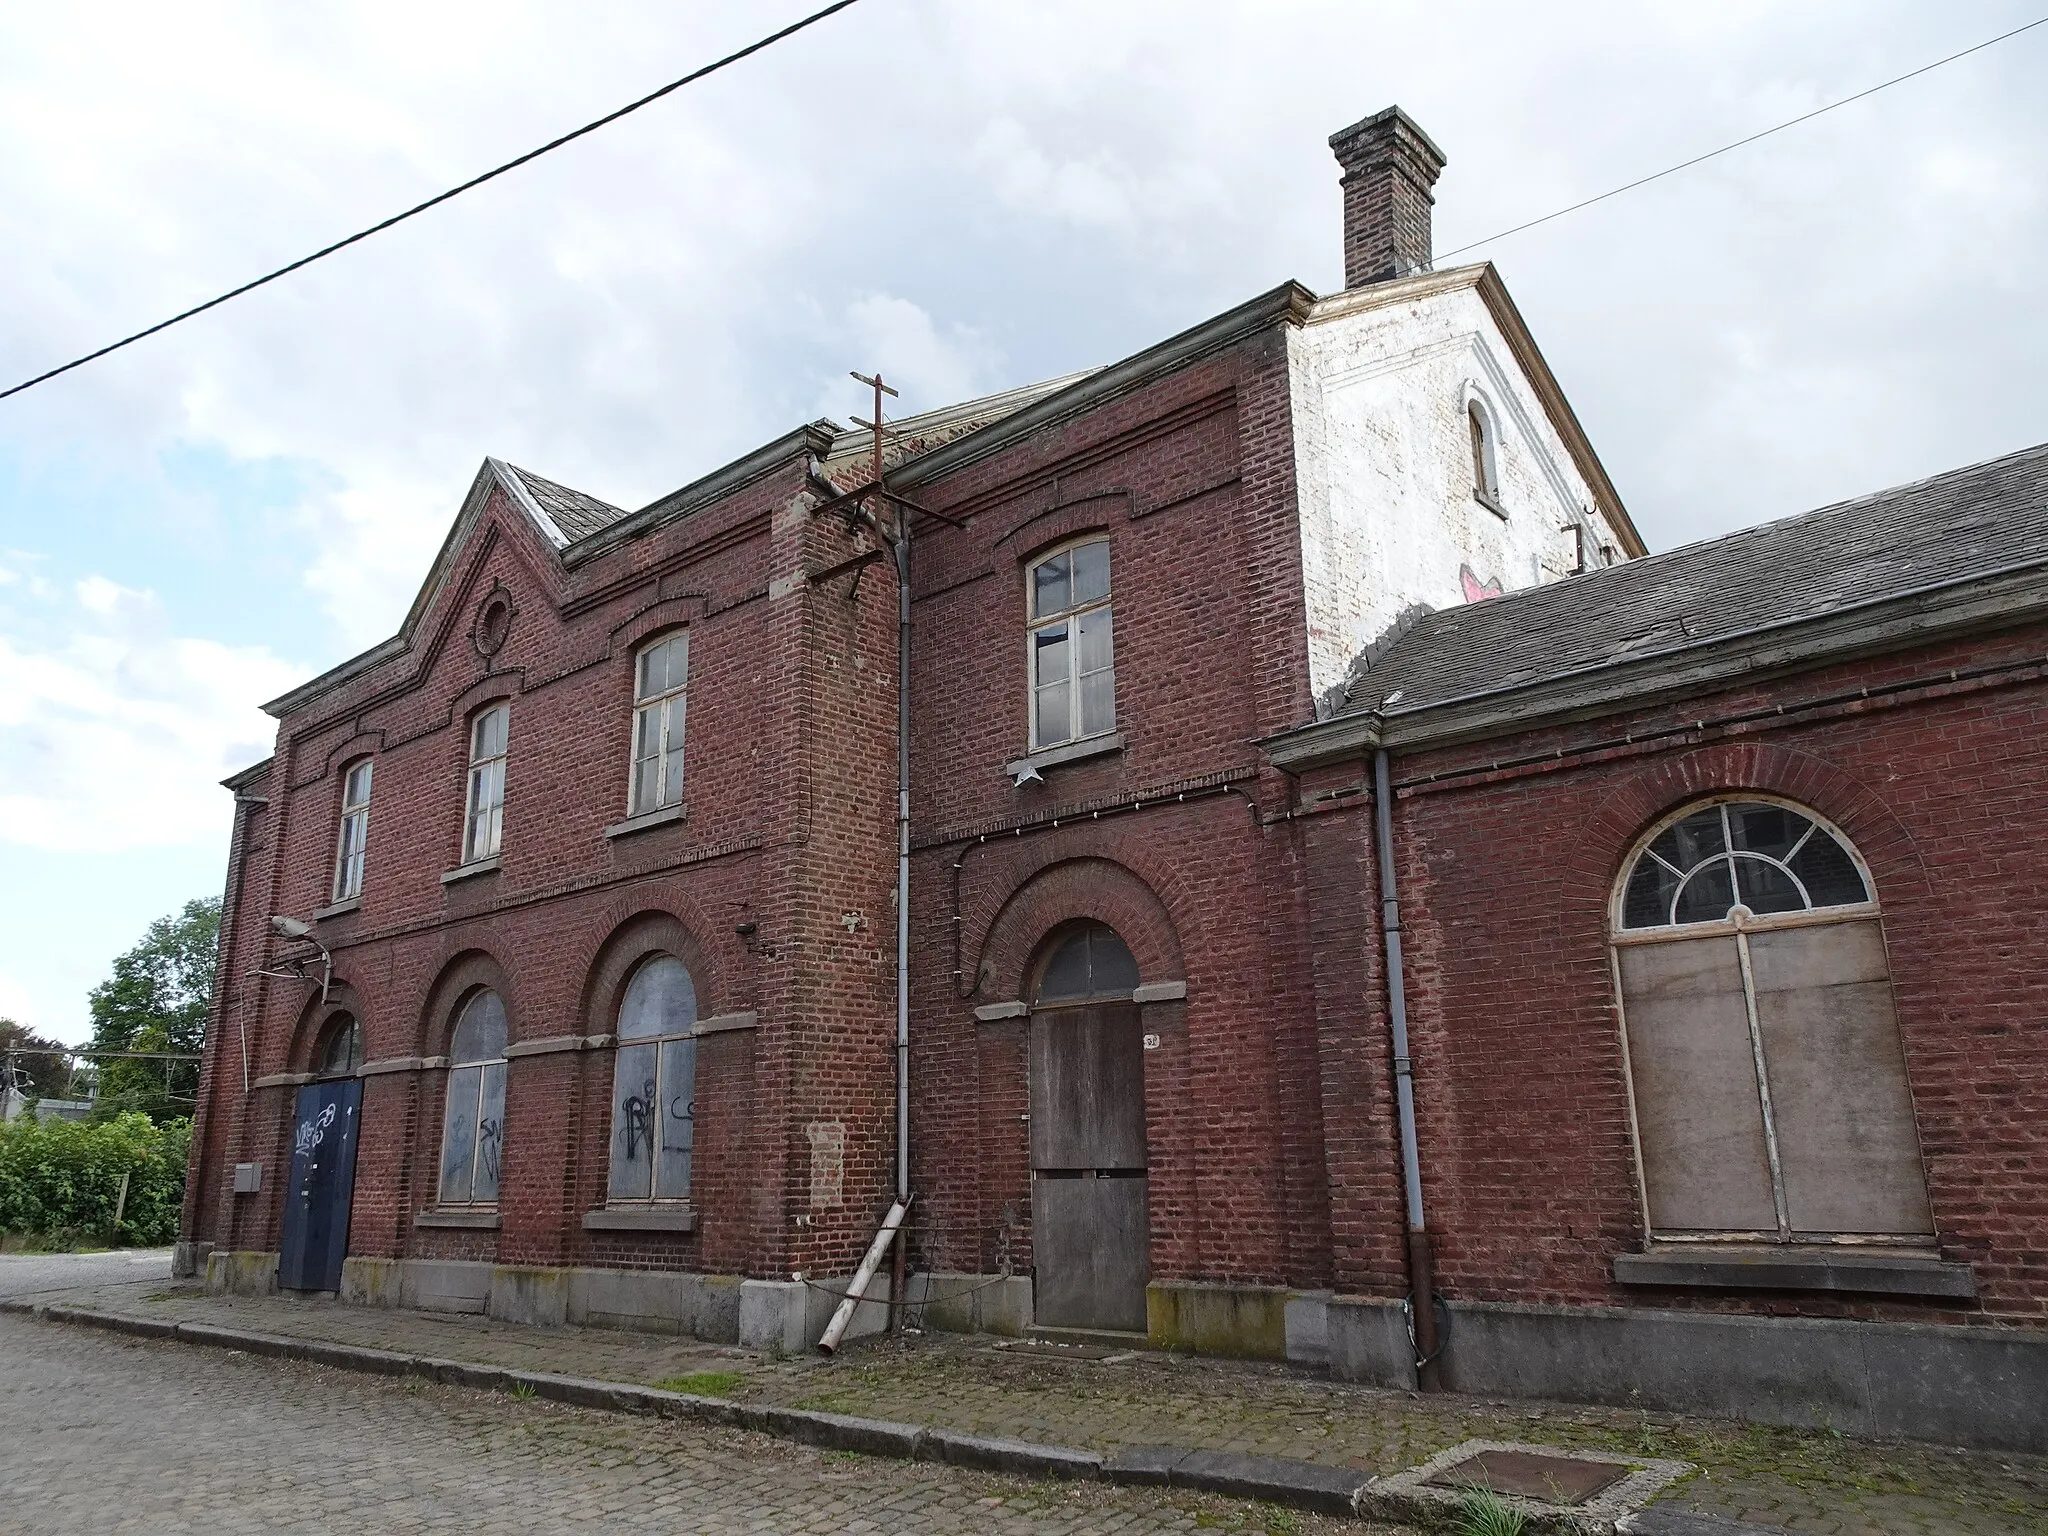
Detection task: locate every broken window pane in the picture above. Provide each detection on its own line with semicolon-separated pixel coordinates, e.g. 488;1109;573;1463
1789;831;1868;908
1729;802;1809;862
1070;540;1110;606
1652;807;1726;873
1622;859;1682;928
1735;855;1805;915
1032;551;1071;618
1674;859;1736;925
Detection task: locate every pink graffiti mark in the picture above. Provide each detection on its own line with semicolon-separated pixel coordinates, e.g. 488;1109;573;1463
1460;564;1504;604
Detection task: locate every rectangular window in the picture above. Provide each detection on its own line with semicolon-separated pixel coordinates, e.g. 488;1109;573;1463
1028;540;1114;750
332;760;373;901
629;632;688;816
463;705;508;863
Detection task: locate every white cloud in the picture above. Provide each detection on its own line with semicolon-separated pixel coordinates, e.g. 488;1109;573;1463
0;576;297;852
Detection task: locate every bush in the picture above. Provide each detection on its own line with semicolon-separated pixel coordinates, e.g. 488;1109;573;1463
0;1111;190;1247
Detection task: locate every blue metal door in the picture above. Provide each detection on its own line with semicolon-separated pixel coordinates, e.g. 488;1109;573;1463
278;1078;362;1292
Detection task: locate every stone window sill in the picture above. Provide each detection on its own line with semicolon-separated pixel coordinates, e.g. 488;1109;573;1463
1472;489;1508;522
1006;731;1124;780
583;1205;696;1234
604;802;687;839
1614;1245;1976;1299
312;896;362;921
414;1208;501;1230
441;855;501;885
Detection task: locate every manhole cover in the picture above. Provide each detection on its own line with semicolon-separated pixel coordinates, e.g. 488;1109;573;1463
1426;1449;1630;1505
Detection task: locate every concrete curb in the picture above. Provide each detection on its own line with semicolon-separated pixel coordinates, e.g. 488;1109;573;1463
1104;1447;1374;1517
5;1301;1793;1531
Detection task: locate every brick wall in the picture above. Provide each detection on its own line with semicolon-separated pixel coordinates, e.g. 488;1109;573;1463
1313;622;2048;1323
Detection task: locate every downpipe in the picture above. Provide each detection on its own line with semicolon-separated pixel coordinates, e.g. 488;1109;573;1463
819;1197;911;1354
1374;748;1442;1391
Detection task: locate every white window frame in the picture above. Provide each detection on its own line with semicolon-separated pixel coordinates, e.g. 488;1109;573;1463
1026;537;1116;752
463;705;508;864
1466;394;1503;511
607;957;698;1206
332;759;373;902
438;990;508;1209
628;632;689;816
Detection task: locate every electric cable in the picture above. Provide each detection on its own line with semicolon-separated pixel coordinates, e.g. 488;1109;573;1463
0;0;864;403
1436;13;2048;264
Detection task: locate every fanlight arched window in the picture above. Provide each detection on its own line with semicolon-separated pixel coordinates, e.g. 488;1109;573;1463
607;957;697;1204
1611;797;1932;1245
438;990;508;1206
1618;800;1869;929
1034;920;1141;1004
315;1015;363;1078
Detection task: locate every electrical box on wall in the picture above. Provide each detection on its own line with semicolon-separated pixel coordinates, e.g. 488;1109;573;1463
232;1162;263;1194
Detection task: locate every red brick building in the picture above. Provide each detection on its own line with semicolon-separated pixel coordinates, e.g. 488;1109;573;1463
180;107;2045;1447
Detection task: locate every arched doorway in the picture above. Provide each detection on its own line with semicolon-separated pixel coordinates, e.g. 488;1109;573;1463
1612;797;1934;1243
279;1013;365;1292
1029;920;1148;1332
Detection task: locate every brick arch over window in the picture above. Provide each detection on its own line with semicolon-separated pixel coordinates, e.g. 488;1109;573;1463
976;857;1183;1001
418;950;517;1056
287;981;366;1075
578;910;717;1035
1567;742;1932;917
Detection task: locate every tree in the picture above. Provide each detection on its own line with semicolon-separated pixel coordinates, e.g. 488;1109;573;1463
0;1018;81;1102
87;897;220;1123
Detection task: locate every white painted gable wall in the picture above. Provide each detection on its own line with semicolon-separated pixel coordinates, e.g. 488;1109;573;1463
1287;279;1630;716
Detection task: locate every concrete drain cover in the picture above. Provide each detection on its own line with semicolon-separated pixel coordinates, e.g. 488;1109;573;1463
1433;1458;1638;1507
1428;1448;1631;1504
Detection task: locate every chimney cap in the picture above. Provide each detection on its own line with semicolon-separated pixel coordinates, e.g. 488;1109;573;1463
1328;105;1448;176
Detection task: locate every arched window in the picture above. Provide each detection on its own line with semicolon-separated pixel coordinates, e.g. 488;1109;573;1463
1611;798;1932;1244
1467;397;1502;511
607;957;698;1203
1027;538;1115;750
1034;920;1141;1004
437;990;508;1207
314;1015;363;1078
629;631;688;816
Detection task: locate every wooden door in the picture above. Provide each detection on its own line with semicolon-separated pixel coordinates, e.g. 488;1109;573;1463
1029;1001;1148;1331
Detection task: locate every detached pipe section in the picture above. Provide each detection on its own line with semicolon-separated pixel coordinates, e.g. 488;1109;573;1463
1374;748;1441;1391
819;1198;911;1354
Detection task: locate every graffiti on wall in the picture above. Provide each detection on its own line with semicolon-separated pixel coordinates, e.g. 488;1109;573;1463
1460;563;1504;604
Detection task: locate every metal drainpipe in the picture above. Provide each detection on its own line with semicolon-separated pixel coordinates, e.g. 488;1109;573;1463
889;508;912;1328
1374;748;1440;1390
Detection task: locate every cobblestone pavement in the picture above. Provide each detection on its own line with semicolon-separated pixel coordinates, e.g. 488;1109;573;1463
0;1315;1375;1535
29;1280;2048;1536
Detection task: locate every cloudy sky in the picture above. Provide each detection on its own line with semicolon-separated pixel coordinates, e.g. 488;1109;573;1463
1;1;2043;1044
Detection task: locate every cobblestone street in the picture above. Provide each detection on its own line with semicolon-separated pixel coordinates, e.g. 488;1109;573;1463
0;1314;1361;1535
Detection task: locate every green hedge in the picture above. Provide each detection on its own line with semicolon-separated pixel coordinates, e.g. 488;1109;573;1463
0;1111;190;1247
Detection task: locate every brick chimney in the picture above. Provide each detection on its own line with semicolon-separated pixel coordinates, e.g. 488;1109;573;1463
1329;106;1448;289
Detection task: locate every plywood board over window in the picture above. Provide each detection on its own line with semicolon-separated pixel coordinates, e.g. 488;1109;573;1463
1611;798;1933;1245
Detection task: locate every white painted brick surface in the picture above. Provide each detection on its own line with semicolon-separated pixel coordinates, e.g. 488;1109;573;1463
1289;281;1631;714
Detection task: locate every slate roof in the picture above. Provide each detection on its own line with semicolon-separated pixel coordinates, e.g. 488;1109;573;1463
501;465;627;545
1342;439;2048;720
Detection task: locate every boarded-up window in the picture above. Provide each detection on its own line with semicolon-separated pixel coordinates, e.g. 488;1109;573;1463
1612;798;1932;1241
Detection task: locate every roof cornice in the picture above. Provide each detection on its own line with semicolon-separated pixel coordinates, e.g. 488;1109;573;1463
1472;265;1644;558
1263;558;2048;770
261;459;532;718
572;421;837;566
890;281;1319;490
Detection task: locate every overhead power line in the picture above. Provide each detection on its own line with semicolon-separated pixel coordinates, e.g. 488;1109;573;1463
0;0;864;404
1436;13;2048;264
